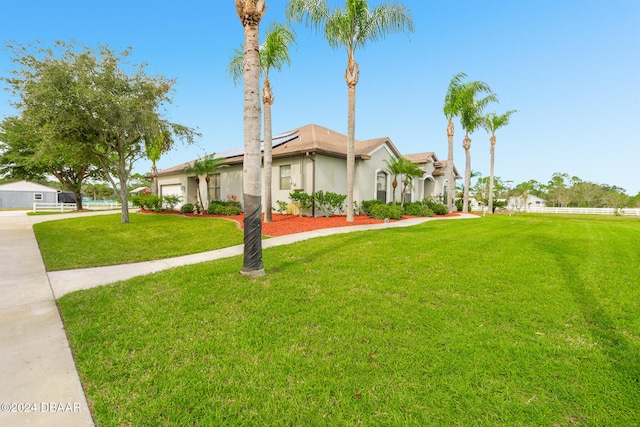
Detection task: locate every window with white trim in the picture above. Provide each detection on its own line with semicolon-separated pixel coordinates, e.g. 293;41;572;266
280;165;291;190
34;193;43;201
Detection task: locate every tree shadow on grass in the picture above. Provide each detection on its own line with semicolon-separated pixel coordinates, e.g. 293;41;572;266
531;235;640;393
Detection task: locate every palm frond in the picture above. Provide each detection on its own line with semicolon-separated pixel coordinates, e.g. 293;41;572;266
261;22;296;73
285;0;330;30
227;46;245;87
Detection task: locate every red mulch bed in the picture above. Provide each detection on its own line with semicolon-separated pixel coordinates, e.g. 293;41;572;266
139;210;462;237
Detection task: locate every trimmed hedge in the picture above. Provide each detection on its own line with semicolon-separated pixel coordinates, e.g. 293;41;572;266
208;200;242;215
404;202;435;217
180;204;194;214
361;199;383;216
369;204;404;220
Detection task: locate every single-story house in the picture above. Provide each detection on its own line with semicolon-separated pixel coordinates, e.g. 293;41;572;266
0;180;61;208
508;194;547;211
156;123;460;213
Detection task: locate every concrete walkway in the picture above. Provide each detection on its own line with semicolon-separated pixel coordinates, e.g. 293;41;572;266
0;209;477;426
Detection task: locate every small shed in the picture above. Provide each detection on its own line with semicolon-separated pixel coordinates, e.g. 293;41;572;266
0;180;60;208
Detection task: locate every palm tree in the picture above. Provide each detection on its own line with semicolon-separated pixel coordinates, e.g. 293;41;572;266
383;156;405;204
144;132;165;195
235;0;266;277
202;153;229;204
443;72;467;212
184;158;209;213
481;110;517;213
459;81;496;213
286;0;414;222
384;156;422;205
399;160;424;207
229;22;296;223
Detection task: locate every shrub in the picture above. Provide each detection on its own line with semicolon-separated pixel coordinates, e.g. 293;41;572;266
208;200;242;215
180;203;194;214
369;203;404;220
289;191;313;217
208;202;241;216
313;190;346;217
424;199;448;215
274;200;288;215
130;194;163;211
210;205;241;216
163;195;181;211
404;202;435;217
361;199;383;216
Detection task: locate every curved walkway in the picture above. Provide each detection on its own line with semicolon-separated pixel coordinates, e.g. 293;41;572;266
0;209;478;426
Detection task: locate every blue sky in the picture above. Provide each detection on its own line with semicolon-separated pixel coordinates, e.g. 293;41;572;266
2;0;639;195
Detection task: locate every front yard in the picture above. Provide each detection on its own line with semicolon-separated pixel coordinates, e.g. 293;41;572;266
56;215;640;426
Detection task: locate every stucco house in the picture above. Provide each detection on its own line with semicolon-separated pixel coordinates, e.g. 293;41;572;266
0;180;61;208
156;124;460;213
508;194;547;211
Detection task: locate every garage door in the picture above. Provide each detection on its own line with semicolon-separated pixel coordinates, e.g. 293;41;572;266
160;184;183;210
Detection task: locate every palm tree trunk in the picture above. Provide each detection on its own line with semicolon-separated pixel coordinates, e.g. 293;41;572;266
345;53;359;222
462;134;471;213
263;76;274;223
195;177;203;213
446;118;455;212
238;1;265;277
488;134;496;213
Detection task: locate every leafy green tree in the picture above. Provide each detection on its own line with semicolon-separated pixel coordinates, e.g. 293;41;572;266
512;180;547;199
287;0;414;222
547;173;572;207
459;81;496;213
236;0;267;277
0;115;98;209
3;41;197;223
229;22;296;223
481;110;517;213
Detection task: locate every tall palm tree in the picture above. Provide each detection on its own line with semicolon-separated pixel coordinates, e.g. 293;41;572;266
236;0;266;277
229;22;296;223
443;72;467;212
481;110;517;213
459;81;496;213
286;0;414;222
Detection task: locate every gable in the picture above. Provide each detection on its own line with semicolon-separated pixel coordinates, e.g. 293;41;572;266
0;180;59;193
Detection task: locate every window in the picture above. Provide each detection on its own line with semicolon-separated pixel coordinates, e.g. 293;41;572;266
34;193;43;201
210;173;221;200
376;172;387;203
280;165;291;190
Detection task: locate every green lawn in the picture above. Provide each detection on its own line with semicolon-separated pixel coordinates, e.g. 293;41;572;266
58;215;640;426
34;213;244;271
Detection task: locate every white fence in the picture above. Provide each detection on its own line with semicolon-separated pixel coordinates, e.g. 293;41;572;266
524;207;640;216
33;201;125;213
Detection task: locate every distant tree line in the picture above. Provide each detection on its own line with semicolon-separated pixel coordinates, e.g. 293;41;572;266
469;172;639;208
